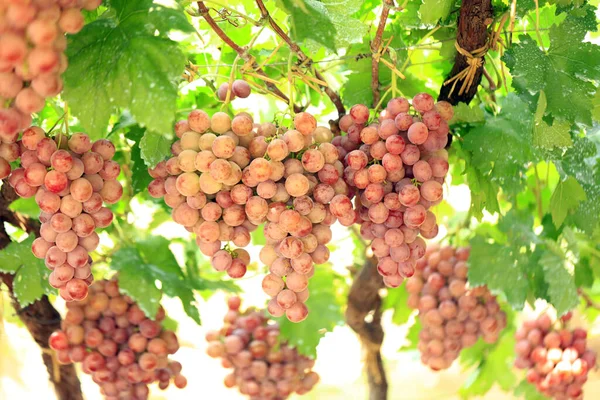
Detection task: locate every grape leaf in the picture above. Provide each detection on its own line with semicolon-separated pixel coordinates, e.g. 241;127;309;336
503;6;600;125
140;130;173;168
549;176;587;227
468;236;529;309
0;237;52;307
539;244;579;316
459;333;516;398
400;319;421;351
64;0;187;139
574;258;594;288
318;0;369;49
9;197;40;218
554;136;600;233
593;90;600;122
276;0;337;51
462;95;537;197
533;91;573;150
450;103;485;124
124;126;153;195
111;237;201;324
277;267;345;357
514;379;551;400
382;285;412;325
419;0;454;25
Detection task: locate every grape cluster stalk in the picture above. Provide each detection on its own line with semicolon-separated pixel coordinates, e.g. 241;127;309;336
49;278;186;400
514;313;597;399
205;297;320;399
148;104;342;322
333;93;452;287
0;0;103;179
406;244;507;370
9;127;122;301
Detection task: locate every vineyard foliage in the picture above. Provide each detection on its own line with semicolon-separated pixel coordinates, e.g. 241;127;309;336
1;0;600;398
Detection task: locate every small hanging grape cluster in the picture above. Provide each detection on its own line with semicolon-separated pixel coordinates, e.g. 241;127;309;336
514;313;597;399
406;244;507;370
49;278;186;400
333;93;452;287
148;108;343;322
0;0;103;179
205;297;320;399
9;127;122;301
217;79;252;101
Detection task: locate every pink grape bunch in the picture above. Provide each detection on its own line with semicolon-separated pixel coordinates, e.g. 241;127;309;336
406;244;507;371
514;313;597;399
0;0;103;179
217;79;252;101
331;93;453;287
147;110;343;323
8;127;122;301
48;278;187;400
205;296;320;399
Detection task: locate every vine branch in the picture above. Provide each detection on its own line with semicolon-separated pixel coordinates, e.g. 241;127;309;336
578;289;600;311
254;0;346;119
0;182;83;400
197;2;302;113
346;257;388;400
438;0;493;104
371;0;395;107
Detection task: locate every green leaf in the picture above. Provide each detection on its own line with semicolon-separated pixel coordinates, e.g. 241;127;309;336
468;236;529;309
400;319;421;351
419;0;453;25
514;379;551;400
549;176;587;227
459;333;516;398
539;244;579;316
503;7;600;125
140;130;172;167
251;224;266;246
0;237;51;307
276;0;337;51
592;89;600;122
462;95;537;197
111;238;201;324
128;126;153;194
533;91;573;150
9;197;40;218
450;103;485;124
319;0;368;49
277;267;345;357
64;0;187;138
575;257;594;288
383;285;412;325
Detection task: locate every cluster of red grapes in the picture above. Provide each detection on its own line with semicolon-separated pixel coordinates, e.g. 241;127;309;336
406;244;507;370
0;0;103;179
332;93;452;287
148;109;342;322
514;313;597;399
49;278;187;400
217;79;252;101
205;297;320;399
7;127;122;301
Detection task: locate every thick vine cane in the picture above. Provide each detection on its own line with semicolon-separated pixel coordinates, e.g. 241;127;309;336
443;42;489;97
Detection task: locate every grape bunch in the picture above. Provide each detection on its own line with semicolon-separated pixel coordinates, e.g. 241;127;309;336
217;79;252;101
205;296;320;399
48;278;186;400
8;127;122;301
514;313;597;399
333;93;452;287
148;110;342;322
0;0;103;179
406;244;507;370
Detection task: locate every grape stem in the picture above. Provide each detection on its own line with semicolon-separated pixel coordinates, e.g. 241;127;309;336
346;257;388;400
0;183;84;400
196;2;302;113
371;0;395;108
254;0;346;119
578;289;600;311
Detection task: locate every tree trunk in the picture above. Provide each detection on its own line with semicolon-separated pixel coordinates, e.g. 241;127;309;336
0;182;83;400
346;257;388;400
438;0;494;105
